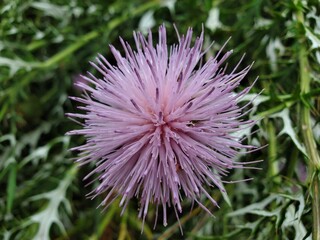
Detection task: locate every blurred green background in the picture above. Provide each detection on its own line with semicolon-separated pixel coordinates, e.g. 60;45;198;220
1;0;320;239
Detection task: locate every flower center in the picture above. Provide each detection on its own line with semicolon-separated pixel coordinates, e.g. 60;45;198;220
153;111;166;127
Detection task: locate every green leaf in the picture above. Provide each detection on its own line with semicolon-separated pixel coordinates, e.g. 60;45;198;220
24;166;77;240
270;108;307;156
0;57;39;77
30;2;68;19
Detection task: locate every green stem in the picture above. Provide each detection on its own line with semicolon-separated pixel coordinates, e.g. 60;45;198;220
118;211;128;240
296;4;320;240
258;100;294;118
267;121;280;184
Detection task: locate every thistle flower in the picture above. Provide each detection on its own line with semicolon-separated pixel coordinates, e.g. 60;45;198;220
67;25;257;227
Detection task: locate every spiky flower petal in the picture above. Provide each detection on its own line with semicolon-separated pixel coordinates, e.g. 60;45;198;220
68;25;256;226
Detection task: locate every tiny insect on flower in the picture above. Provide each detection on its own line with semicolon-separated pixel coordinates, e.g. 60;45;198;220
67;24;258;229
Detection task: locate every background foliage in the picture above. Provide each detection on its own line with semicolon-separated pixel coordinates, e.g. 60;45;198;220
1;0;320;239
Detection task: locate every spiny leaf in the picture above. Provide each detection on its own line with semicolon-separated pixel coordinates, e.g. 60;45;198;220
270;108;307;155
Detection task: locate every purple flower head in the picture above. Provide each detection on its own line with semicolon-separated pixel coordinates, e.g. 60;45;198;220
67;25;257;227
